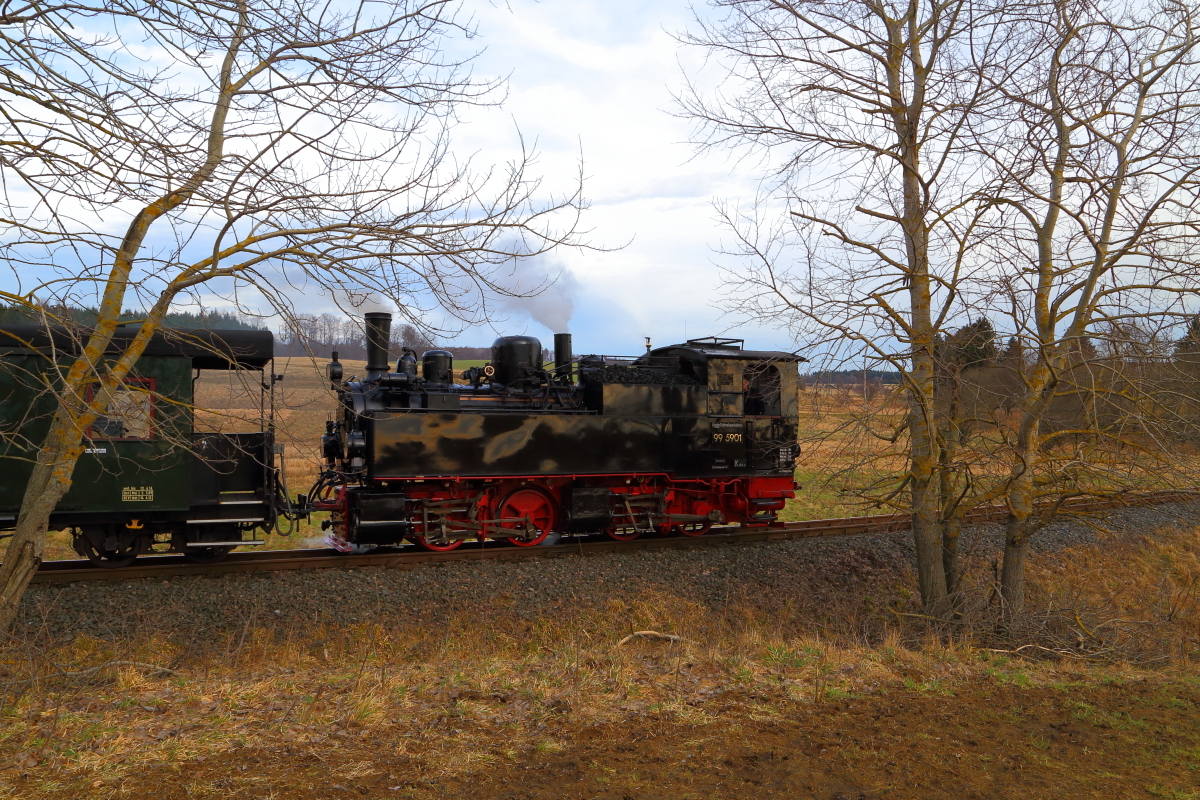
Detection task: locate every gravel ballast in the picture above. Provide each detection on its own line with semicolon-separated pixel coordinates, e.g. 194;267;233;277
16;500;1200;642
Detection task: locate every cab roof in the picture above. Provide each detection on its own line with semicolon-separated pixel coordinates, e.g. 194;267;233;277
652;337;806;363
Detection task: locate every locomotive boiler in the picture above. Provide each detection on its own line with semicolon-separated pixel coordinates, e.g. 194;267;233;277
308;313;803;550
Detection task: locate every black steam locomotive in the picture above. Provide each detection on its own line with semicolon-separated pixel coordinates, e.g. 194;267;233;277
307;312;803;551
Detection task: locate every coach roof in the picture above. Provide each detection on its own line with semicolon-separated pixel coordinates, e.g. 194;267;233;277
0;325;274;370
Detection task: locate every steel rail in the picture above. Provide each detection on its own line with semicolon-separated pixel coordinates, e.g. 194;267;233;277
28;489;1195;585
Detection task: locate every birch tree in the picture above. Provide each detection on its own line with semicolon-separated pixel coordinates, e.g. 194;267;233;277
0;0;586;629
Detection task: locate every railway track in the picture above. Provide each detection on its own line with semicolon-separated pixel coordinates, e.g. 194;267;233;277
30;490;1195;585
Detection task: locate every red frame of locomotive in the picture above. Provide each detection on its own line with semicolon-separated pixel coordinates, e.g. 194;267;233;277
312;473;796;551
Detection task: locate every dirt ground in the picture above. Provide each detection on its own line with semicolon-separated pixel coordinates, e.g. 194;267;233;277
8;675;1198;799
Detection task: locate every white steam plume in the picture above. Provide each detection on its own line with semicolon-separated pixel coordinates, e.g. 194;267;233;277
498;255;578;333
344;294;395;316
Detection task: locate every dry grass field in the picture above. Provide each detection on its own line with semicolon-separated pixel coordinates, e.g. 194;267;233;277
6;368;1200;797
3;519;1200;798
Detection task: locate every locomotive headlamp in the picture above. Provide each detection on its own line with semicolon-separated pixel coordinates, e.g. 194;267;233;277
326;351;343;384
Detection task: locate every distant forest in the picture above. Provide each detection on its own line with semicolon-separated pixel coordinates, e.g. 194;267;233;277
275;312;504;361
0;306;521;361
0;306;266;331
803;369;902;385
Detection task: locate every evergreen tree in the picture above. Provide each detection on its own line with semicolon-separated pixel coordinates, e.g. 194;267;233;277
953;318;998;370
1002;336;1022;363
0;305;265;330
1174;315;1200;355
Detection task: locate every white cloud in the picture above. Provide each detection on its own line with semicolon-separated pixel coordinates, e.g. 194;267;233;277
5;0;801;358
433;0;789;355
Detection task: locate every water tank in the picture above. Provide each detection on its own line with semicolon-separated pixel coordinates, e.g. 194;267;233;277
421;350;454;385
490;335;542;387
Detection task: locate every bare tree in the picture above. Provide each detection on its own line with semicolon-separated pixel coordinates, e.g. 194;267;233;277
677;0;1006;612
0;0;587;629
971;0;1200;612
680;0;1200;617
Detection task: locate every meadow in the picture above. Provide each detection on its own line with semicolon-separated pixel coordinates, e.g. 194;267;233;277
10;358;1199;798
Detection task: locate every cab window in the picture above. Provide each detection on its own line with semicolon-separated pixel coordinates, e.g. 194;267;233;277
744;364;782;416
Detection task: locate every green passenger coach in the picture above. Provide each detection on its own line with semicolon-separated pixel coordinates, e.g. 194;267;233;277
0;325;281;567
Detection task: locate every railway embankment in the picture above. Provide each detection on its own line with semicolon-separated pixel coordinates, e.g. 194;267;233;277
15;499;1200;642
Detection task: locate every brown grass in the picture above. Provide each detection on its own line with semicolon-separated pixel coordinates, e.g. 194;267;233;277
12;371;1200;796
1019;524;1200;663
5;521;1200;796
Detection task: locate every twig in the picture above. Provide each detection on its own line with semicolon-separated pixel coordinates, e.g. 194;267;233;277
984;644;1114;661
616;631;684;647
887;608;945;622
1073;612;1102;643
0;660;176;689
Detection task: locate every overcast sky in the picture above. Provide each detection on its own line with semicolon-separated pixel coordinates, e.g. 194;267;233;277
434;0;785;355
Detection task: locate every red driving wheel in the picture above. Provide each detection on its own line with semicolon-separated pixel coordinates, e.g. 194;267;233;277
495;488;557;547
604;525;642;541
673;500;714;537
672;521;713;537
410;534;463;552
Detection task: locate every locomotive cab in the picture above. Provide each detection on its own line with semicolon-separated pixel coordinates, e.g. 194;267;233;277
648;338;801;477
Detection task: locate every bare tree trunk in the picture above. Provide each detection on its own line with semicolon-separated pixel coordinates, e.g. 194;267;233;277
999;390;1041;613
909;365;950;612
0;413;85;631
999;514;1030;613
938;365;966;599
898;57;950;613
942;517;962;598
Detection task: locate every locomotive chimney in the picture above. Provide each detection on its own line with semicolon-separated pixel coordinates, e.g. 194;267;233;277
553;333;573;383
364;312;392;379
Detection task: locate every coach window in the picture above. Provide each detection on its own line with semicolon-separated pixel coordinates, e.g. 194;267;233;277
89;378;155;440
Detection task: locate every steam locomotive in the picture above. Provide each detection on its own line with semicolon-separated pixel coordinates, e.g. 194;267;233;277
0;314;801;566
307;312;803;551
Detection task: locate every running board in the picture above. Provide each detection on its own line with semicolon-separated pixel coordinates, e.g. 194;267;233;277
186;540;264;547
